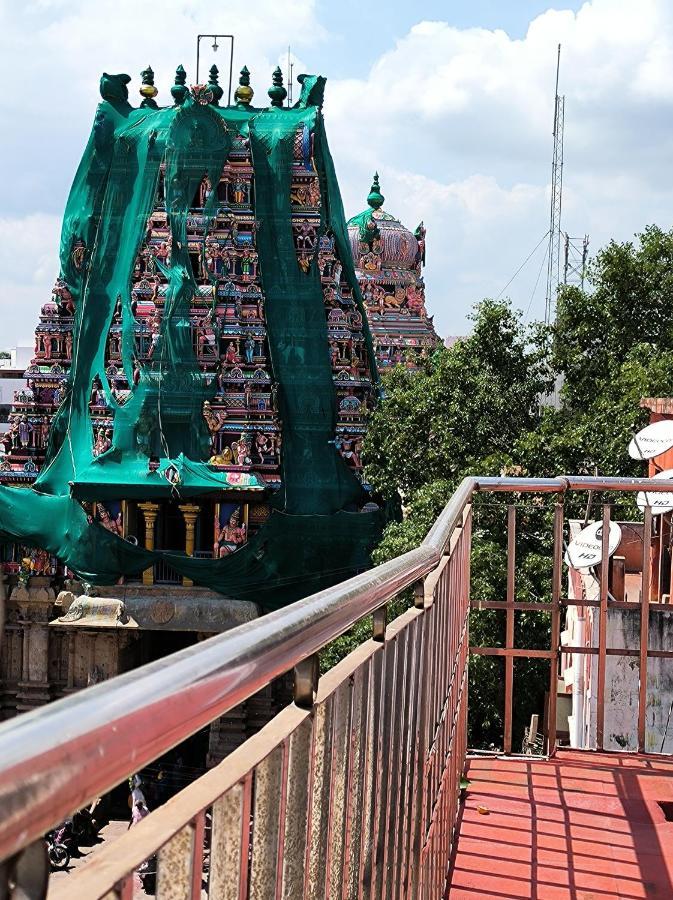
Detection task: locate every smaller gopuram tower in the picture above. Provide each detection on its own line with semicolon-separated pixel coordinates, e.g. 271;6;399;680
347;174;440;370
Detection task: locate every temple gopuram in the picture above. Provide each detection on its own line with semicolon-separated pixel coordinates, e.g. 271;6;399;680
0;64;380;587
0;63;388;760
347;174;440;370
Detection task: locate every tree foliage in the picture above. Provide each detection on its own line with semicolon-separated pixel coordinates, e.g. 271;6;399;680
360;224;673;749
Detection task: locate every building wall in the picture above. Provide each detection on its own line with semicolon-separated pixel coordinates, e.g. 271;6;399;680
564;538;673;753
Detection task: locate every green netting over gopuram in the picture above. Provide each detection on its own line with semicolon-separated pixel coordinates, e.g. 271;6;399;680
0;72;387;609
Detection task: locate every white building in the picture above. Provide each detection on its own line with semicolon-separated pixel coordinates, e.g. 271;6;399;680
562;520;673;753
0;346;32;435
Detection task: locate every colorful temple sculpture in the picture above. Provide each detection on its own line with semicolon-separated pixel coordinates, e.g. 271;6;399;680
0;65;391;757
0;65;385;607
347;174;440;370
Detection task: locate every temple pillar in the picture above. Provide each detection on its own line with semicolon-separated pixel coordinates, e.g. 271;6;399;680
13;576;55;713
138;502;160;585
179;504;200;587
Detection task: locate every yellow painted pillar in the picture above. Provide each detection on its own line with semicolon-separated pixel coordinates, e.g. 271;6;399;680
179;503;201;587
138;501;160;586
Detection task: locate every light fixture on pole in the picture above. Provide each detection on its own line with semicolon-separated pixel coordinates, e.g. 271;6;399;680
195;34;235;104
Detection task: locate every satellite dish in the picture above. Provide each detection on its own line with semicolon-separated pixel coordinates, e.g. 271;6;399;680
636;468;673;515
628;419;673;460
565;520;622;570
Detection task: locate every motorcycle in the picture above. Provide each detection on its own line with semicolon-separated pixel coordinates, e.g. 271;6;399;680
138;855;157;894
45;831;70;871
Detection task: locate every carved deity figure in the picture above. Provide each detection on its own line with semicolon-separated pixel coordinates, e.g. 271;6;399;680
18;416;32;449
214;508;246;557
147;314;161;359
233;178;247;204
38;417;50;449
202;401;225;451
93;427;112;457
307;178;321;206
232;433;251;466
205;240;220;275
297;219;316;250
224;341;239;366
53;279;75;316
98;504;123;536
244;336;255;364
254;432;275;463
339;437;361;469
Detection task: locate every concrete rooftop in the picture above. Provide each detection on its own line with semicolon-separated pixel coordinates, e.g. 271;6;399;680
449;750;673;899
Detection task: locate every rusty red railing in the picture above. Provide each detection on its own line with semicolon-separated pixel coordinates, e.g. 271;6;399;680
1;475;672;898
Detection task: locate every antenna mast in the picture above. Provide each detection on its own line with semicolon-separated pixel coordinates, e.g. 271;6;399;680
564;233;589;289
545;44;564;325
287;45;294;107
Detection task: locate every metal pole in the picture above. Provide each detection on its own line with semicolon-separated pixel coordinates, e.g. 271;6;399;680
195;34;235;104
503;505;516;754
638;506;652;752
596;505;610;749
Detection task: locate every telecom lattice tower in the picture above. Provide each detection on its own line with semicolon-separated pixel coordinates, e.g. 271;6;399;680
563;233;589;289
545;45;564;326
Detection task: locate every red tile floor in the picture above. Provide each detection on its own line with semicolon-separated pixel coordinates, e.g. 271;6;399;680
448;751;673;899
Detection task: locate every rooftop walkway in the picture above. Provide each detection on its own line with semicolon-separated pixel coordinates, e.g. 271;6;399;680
449;751;673;899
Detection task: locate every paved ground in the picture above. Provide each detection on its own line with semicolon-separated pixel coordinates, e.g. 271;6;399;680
449;750;673;899
49;819;134;890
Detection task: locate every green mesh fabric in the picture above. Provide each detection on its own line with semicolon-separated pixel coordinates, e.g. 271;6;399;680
0;74;385;610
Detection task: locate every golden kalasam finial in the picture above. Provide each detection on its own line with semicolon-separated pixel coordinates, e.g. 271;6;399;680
235;66;254;107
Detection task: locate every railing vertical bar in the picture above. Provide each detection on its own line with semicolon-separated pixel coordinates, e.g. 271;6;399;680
326;680;351;900
275;740;291;900
406;594;431;900
359;648;383;898
394;620;419;899
371;639;392;900
378;635;399;899
115;875;134;900
638;506;653;753
386;629;408;900
190;811;205;900
419;599;437;896
239;773;253;900
547;501;564;755
504;504;516;754
344;660;367;898
156;824;194;900
596;504;611;751
208;781;245;900
249;745;283;899
280;719;312;899
305;696;333;900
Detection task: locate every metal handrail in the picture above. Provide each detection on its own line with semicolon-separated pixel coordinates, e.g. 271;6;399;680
0;474;670;863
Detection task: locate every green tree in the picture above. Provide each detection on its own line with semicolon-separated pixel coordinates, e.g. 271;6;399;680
364;298;552;499
364;299;554;748
554;225;673;412
357;225;673;749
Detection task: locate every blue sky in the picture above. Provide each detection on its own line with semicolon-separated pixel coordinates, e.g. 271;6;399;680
1;0;672;346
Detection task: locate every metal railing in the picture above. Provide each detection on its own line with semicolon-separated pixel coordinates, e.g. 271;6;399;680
1;475;673;898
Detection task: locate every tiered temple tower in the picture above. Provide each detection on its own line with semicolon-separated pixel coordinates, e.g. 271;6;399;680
0;63;383;760
0;66;377;590
347;174;440;370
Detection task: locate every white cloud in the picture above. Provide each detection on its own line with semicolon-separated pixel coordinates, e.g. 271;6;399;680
2;0;673;344
325;0;673;331
0;214;61;345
